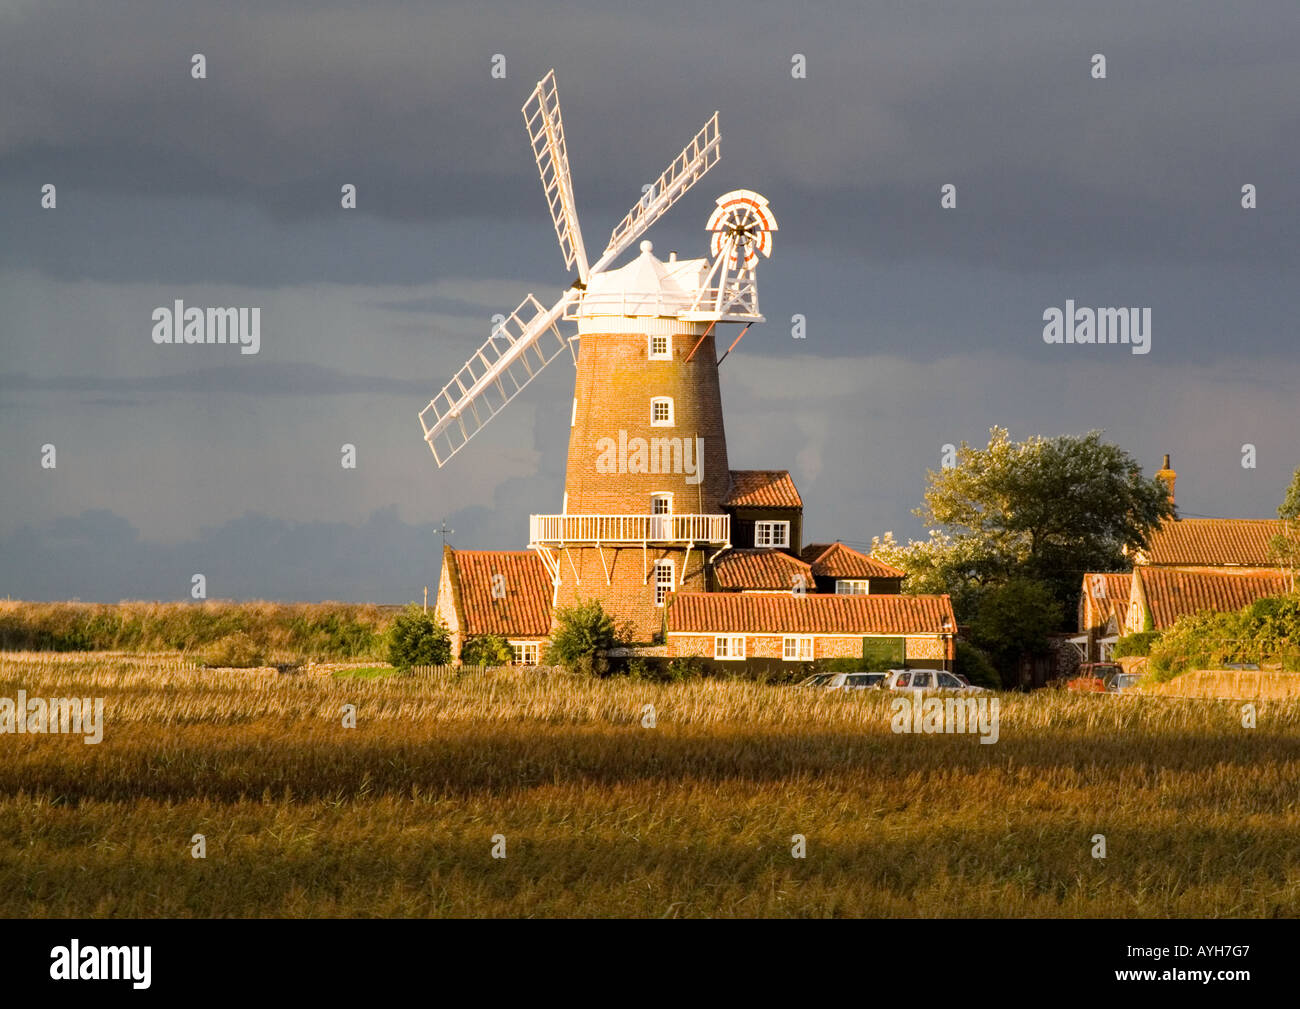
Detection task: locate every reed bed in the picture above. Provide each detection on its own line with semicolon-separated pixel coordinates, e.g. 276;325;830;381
1;652;1297;917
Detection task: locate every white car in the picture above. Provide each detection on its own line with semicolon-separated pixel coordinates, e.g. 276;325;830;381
795;672;887;691
882;669;986;694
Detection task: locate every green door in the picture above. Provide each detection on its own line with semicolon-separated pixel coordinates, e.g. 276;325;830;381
861;636;905;670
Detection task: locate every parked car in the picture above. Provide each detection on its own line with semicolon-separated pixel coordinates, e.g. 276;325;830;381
881;669;986;694
1107;671;1143;693
1067;662;1124;692
1223;662;1261;671
795;672;887;691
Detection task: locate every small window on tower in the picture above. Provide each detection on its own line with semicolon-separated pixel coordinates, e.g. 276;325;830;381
648;335;671;360
650;397;674;427
651;493;672;515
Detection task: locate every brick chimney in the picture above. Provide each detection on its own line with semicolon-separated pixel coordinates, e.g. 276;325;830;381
1155;453;1176;506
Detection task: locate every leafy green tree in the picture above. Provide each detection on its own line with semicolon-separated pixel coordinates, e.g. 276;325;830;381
461;634;514;666
545;599;618;676
874;428;1174;620
953;640;1001;690
1271;465;1300;590
969;578;1063;681
386;603;451;671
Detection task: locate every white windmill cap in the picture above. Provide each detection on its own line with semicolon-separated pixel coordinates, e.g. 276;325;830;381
578;242;709;324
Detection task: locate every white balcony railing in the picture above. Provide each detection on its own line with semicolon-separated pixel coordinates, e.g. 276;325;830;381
530;513;729;547
566;283;761;323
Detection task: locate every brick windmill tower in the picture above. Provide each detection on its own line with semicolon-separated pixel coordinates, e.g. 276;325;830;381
420;70;779;640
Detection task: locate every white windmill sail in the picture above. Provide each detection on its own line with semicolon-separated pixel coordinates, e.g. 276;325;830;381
522;70;589;282
418;292;575;466
595;111;719;274
419;71;722;468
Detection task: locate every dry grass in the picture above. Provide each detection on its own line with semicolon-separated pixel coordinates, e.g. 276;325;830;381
2;651;1298;918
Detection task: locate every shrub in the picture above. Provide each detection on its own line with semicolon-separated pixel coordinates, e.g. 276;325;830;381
461;634;513;666
665;656;707;681
970;578;1063;678
823;657;866;673
545;599;618;676
1114;630;1161;658
202;632;267;668
1146;593;1300;680
953;641;1001;689
0;600;391;660
386;604;452;671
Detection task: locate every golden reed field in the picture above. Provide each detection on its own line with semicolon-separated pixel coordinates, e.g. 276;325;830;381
1;651;1299;918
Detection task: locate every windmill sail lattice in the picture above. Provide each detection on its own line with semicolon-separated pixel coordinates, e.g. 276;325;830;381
597;112;719;270
419;70;724;468
418;293;573;465
522;70;589;281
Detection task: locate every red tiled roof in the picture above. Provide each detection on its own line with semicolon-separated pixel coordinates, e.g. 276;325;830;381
668;591;955;635
1080;572;1132;630
1141;518;1286;567
800;542;907;579
1136;568;1291;630
445;548;552;637
724;470;803;509
712;549;814;590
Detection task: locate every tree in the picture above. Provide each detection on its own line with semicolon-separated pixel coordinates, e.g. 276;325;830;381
1271;465;1300;591
387;603;451;671
969;578;1063;682
545;599;618;676
876;428;1175;620
952;640;1001;690
461;634;514;666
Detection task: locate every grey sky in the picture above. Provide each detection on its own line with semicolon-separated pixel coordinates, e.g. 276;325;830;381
2;1;1297;601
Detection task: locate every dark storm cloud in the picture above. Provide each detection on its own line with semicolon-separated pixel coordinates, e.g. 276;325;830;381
2;1;1298;600
0;507;443;602
0;363;429;397
2;0;1297;276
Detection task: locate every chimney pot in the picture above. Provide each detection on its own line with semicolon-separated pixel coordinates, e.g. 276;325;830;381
1155;453;1177;507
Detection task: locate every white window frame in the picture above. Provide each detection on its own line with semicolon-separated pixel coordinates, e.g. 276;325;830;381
783;635;814;661
714;634;746;660
654;559;675;606
651;492;673;515
835;579;870;595
509;641;539;666
648;334;671;360
754;520;790;548
650;396;674;427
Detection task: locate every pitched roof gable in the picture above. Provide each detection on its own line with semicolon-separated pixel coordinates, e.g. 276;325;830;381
724;470;803;509
444;548;553;637
1080;572;1133;630
800;541;906;579
712;548;814;590
1140;518;1286;567
1135;568;1291;630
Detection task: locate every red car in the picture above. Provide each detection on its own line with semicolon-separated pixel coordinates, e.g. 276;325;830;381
1067;662;1123;692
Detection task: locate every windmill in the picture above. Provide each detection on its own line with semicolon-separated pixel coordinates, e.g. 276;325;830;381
421;70;778;642
418;69;776;467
